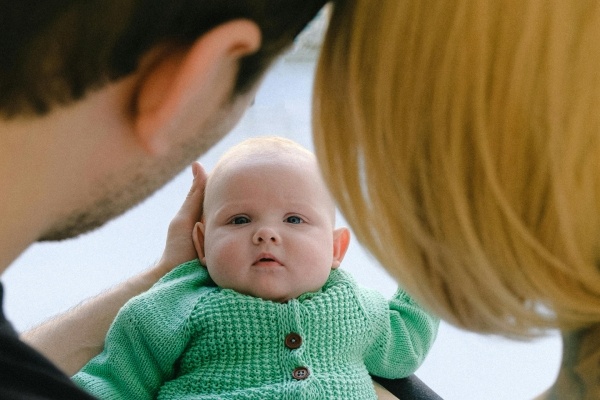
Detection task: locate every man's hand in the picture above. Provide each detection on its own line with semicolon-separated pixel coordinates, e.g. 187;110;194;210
375;382;401;400
22;163;209;375
154;162;208;277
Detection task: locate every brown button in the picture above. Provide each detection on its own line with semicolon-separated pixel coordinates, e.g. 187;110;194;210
285;333;302;349
292;367;310;380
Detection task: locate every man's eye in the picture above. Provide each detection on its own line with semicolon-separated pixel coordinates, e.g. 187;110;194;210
285;216;304;224
231;216;250;225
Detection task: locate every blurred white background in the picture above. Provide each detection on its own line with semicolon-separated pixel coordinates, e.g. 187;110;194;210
3;24;560;400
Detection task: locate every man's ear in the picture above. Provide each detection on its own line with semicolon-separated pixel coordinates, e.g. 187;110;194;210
133;19;261;155
192;222;207;265
331;227;351;269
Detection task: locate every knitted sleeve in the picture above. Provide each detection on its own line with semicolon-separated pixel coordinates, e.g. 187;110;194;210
361;287;440;379
72;259;211;400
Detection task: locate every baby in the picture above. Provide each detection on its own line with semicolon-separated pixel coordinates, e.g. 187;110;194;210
73;137;439;399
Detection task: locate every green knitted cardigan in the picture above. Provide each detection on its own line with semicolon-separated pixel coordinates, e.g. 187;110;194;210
73;259;438;399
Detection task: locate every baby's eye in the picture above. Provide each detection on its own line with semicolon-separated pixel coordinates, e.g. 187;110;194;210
285;215;304;224
230;216;250;225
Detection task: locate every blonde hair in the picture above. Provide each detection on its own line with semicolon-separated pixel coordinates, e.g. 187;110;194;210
314;0;600;337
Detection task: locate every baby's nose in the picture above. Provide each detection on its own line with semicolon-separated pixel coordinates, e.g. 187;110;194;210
252;226;281;244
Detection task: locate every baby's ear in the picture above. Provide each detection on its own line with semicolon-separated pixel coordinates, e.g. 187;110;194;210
192;222;207;265
331;227;351;269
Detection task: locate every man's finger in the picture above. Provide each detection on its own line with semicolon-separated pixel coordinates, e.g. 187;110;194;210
180;161;208;222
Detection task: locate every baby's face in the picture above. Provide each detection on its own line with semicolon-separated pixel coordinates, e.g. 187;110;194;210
200;156;342;302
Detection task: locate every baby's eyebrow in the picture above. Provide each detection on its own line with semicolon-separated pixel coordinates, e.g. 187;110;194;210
210;202;251;219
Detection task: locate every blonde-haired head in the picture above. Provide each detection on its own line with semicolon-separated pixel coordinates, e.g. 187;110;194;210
314;0;600;337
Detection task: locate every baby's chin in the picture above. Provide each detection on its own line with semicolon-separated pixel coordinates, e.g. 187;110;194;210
247;286;321;303
233;285;299;303
247;289;294;303
222;278;324;303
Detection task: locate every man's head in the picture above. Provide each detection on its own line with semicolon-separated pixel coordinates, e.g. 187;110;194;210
0;1;327;245
193;137;350;302
1;0;327;117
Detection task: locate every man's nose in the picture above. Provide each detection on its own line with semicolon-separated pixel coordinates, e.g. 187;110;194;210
252;226;281;244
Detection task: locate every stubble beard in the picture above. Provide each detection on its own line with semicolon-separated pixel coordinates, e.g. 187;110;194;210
38;91;251;242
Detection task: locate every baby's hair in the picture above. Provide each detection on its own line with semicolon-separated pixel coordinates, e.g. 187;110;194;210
209;137;316;185
219;136;313;163
314;0;600;337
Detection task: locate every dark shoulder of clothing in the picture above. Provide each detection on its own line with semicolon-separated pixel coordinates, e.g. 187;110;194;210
0;283;96;400
373;374;444;400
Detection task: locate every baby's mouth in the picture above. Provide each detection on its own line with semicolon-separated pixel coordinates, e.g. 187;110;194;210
253;254;283;266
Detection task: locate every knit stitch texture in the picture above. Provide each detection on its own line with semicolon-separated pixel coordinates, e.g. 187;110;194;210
73;259;438;399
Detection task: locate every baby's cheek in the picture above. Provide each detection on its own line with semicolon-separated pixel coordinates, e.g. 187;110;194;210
206;238;246;285
217;240;245;265
205;234;237;263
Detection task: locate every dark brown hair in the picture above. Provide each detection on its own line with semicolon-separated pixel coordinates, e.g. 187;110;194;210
0;0;327;117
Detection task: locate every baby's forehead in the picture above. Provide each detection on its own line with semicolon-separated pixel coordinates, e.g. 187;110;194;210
204;143;336;219
208;152;320;196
